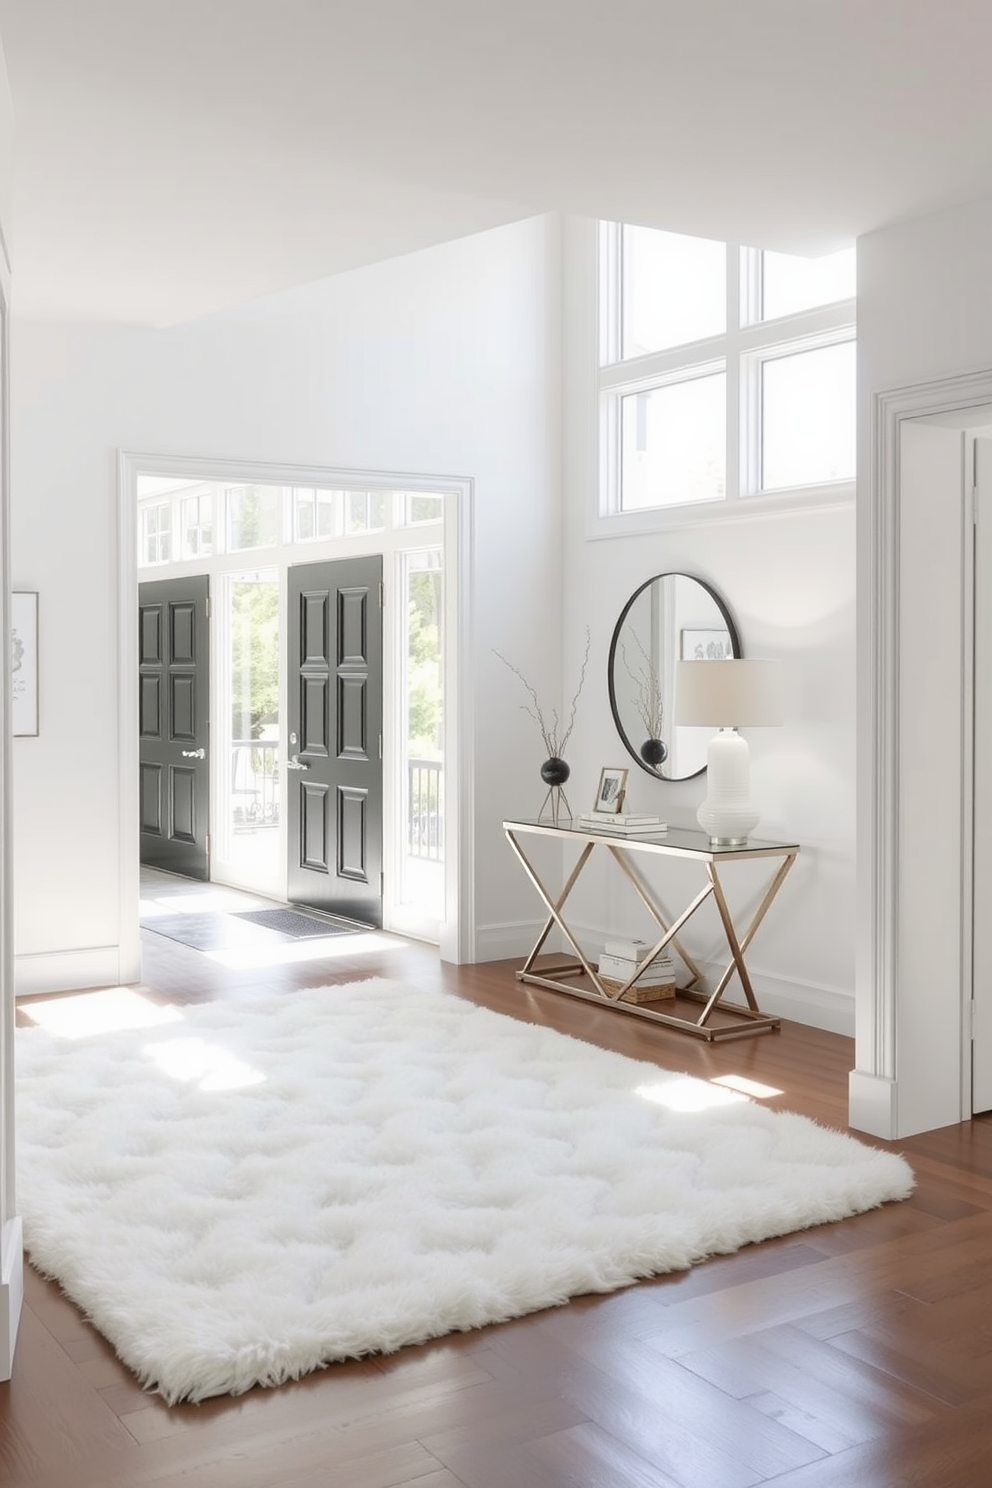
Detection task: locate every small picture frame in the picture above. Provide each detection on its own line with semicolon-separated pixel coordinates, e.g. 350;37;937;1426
680;627;733;661
594;766;628;813
12;591;39;737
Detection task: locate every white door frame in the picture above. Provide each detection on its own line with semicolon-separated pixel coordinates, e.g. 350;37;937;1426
117;452;476;977
0;232;23;1381
971;436;992;1111
853;367;992;1139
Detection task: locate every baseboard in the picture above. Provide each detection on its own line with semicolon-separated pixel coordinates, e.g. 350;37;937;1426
1;1217;23;1382
737;967;856;1037
472;921;563;963
848;1071;898;1139
14;947;123;997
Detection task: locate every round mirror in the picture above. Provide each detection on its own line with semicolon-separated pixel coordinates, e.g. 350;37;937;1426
607;573;741;780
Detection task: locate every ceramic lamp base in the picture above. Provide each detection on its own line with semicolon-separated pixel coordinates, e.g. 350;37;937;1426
697;728;760;846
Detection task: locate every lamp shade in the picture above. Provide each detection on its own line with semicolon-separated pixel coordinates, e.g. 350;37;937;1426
674;659;784;728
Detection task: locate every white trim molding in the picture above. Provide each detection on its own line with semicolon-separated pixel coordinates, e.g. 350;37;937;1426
1;1215;23;1381
14;948;127;998
0;256;20;1380
853;367;992;1138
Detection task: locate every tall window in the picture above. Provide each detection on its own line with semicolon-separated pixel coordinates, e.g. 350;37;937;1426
599;224;855;521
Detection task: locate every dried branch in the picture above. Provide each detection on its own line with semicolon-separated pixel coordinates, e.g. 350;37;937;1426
494;628;591;759
620;629;664;739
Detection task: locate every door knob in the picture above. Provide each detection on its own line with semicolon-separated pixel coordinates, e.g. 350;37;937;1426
181;748;206;759
286;755;310;771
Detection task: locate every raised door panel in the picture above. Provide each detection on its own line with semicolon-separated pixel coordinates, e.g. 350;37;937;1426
338;675;368;759
170;674;197;742
337;786;368;881
140;607;163;667
140;675;162;738
301;677;329;757
170;768;197;845
301;781;330;872
140;763;164;836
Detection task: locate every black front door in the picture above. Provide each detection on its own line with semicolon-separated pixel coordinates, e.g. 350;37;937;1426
138;576;210;880
286;556;383;926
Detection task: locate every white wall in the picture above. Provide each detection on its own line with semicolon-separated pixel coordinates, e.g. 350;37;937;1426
10;216;563;991
559;219;859;1035
854;194;992;1136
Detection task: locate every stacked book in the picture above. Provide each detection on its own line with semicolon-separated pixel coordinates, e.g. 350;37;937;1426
597;937;677;1003
576;813;667;836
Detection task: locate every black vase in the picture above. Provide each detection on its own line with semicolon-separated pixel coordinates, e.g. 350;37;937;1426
640;738;668;767
540;757;570;786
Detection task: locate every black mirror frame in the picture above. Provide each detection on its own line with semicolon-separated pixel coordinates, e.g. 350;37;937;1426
607;572;742;781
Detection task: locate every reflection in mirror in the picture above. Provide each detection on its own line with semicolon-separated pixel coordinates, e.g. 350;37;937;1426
608;574;740;780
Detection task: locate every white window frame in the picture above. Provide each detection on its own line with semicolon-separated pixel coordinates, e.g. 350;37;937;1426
595;223;856;535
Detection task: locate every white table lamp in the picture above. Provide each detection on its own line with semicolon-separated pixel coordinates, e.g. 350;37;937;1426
674;659;784;845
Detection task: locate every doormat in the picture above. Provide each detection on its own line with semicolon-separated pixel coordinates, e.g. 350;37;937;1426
232;908;361;938
141;910;359;952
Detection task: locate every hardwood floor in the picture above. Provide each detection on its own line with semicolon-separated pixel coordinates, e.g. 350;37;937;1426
5;870;992;1487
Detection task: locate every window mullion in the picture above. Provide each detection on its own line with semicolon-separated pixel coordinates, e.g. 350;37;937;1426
725;243;742;503
739;246;762;328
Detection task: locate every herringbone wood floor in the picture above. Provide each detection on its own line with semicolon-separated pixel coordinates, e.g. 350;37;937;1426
4;872;992;1487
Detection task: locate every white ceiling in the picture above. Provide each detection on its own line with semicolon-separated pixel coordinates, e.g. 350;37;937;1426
1;0;991;326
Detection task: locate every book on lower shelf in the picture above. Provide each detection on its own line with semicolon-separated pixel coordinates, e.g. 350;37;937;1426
603;937;656;961
598;952;676;983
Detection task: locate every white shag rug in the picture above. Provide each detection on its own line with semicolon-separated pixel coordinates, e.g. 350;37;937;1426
15;979;913;1405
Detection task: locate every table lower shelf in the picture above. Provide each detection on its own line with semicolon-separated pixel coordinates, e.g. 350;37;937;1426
516;961;781;1041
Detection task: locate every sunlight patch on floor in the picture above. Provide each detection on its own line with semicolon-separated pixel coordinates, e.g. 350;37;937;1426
202;931;394;970
21;988;184;1039
711;1073;784;1099
142;1036;266;1091
635;1077;749;1113
139;886;270;917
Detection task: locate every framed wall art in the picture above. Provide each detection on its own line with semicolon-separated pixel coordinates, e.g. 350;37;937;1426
11;591;38;736
680;627;733;661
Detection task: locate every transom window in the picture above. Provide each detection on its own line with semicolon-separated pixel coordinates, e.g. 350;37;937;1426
140;502;171;565
599;223;856;523
181;492;213;558
137;481;444;569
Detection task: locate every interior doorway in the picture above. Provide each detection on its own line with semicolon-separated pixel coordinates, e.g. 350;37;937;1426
856;379;992;1140
122;459;468;964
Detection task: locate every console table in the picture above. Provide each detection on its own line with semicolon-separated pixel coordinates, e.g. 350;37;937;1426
503;818;799;1041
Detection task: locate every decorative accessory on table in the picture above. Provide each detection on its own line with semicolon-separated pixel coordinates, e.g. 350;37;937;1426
674;658;785;845
494;628;590;825
576;812;667;836
593;765;629;813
